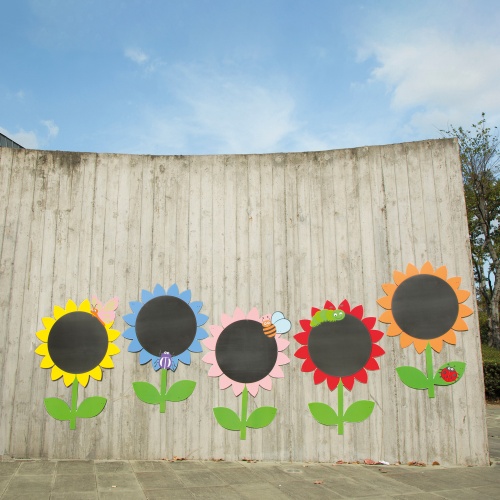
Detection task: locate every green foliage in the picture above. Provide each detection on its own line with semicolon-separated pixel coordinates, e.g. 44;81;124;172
482;344;500;400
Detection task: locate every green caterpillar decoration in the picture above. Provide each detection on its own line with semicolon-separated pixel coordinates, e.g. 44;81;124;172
310;308;345;327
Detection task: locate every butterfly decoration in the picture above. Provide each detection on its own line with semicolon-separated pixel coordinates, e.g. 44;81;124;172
91;295;119;324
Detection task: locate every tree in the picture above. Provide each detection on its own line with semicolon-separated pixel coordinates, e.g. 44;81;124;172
442;113;500;349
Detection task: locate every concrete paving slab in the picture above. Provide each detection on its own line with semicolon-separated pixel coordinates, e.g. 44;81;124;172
1;493;50;500
135;471;184;490
391;495;444;500
52;473;96;493
57;460;94;475
189;484;245;498
212;467;265;485
320;475;387;498
50;492;98;500
2;474;52;495
98;491;146;500
96;471;143;492
17;460;56;475
471;484;500;497
176;469;228;487
144;487;195;500
166;460;210;471
0;462;19;476
434;487;497;499
229;482;292;500
94;460;134;473
130;460;171;473
278;480;344;499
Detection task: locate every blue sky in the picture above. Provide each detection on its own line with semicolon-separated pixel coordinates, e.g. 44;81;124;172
1;0;499;155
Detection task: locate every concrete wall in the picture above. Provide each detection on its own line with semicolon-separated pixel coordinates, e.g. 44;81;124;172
0;140;489;465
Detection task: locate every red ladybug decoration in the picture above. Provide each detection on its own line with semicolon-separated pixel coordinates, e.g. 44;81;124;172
440;366;458;383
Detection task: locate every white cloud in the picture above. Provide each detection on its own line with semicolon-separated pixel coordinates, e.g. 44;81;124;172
124;48;149;65
0;126;39;149
41;119;59;138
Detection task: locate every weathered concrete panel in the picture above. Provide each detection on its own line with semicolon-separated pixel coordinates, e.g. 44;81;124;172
0;140;489;465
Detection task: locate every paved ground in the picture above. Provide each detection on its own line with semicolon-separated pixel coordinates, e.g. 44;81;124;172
1;405;499;500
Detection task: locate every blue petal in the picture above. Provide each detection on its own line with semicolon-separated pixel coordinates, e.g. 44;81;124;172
177;350;191;365
196;313;209;326
190;301;203;314
167;283;179;297
129;301;143;314
153;284;166;297
141;289;154;303
139;349;153;365
128;338;143;353
179;289;191;303
151;355;161;371
188;339;203;353
195;327;209;340
170;357;179;372
122;327;137;340
123;312;138;326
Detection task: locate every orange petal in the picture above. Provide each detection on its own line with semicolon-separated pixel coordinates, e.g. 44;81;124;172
400;332;414;349
441;330;457;345
387;321;402;337
405;263;419;276
435;266;448;280
447;277;461;290
420;261;435;274
429;339;443;353
393;270;407;285
377;295;392;310
455;289;470;303
382;283;397;296
452;317;469;331
414;339;429;353
459;303;473;318
379;310;394;324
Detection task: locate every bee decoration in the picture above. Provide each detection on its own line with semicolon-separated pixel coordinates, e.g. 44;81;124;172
439;365;458;383
310;308;345;327
261;311;292;338
155;351;173;370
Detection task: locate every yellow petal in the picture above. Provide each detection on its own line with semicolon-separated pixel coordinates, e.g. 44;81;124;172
65;300;77;312
456;289;470;303
382;283;397;296
459;303;473;318
379;310;394;324
106;343;120;356
420;261;435;274
377;295;392;310
63;372;76;386
42;317;55;330
36;329;49;342
393;270;407;285
79;299;91;312
99;355;114;368
88;365;102;381
405;263;419;276
77;373;90;387
51;366;63;381
414;339;429;353
387;321;403;337
400;332;414;349
447;277;461;290
435;266;448;280
35;343;48;355
428;339;442;353
107;328;121;342
53;305;66;319
40;354;54;368
441;330;457;345
452;317;469;331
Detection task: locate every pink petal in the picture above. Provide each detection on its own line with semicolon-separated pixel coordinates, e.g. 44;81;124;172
232;381;245;396
269;365;284;378
259;376;273;391
202;351;216;364
208;364;223;377
247;382;260;397
203;337;217;350
219;374;232;389
276;337;290;351
277;352;290;365
247;307;260;321
209;325;223;338
233;308;245;321
221;314;233;328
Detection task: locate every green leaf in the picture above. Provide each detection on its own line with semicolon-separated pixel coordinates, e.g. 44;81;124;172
165;380;196;402
133;382;161;405
433;361;466;386
343;400;375;423
396;366;429;390
213;407;241;431
76;396;107;418
246;406;277;429
44;397;71;421
308;402;339;426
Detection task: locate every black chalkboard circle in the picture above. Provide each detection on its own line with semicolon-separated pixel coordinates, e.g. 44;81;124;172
391;274;459;340
47;311;108;374
215;319;278;384
135;295;197;357
308;314;372;377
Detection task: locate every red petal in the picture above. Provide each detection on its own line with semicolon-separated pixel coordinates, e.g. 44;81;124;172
370;329;384;342
311;307;321;316
300;319;312;332
353;368;368;383
302;357;317;372
351;305;364;319
327;376;340;391
324;301;336;310
342;375;355;391
338;299;351;313
294;346;309;359
314;369;328;385
362;317;376;329
294;331;310;345
365;357;380;371
371;344;385;358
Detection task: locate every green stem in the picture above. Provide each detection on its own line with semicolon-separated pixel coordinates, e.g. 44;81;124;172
425;343;435;398
160;369;168;413
338;380;344;435
240;386;249;440
70;378;79;430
